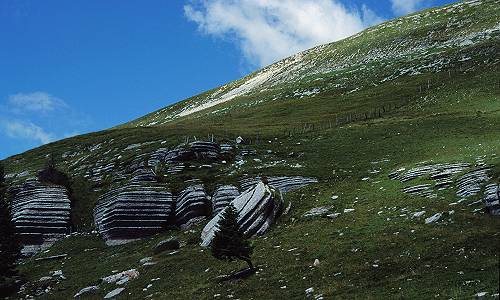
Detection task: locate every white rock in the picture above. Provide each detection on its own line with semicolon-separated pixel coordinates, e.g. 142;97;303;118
104;287;125;299
425;213;443;224
412;211;426;218
313;259;320;267
305;287;314;297
74;286;99;298
343;208;355;213
102;269;139;285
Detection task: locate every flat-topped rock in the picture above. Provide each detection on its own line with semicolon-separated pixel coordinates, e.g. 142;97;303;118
94;182;174;242
200;182;283;247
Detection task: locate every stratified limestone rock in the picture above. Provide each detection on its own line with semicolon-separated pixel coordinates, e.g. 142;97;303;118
94;183;174;243
484;183;499;215
175;184;211;229
212;185;240;215
200;182;283;247
240;176;318;193
390;163;471;182
456;167;490;198
164;141;221;163
8;179;71;255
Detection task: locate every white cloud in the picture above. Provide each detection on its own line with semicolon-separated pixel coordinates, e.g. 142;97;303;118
184;0;383;67
2;120;55;144
8;91;66;113
390;0;424;15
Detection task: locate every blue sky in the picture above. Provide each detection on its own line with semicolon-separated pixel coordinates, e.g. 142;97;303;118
0;0;458;159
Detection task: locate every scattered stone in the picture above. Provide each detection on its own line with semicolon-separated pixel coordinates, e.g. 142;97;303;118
313;259;320;267
343;208;355;213
104;287;125;299
331;195;339;200
34;254;68;261
303;206;334;218
153;238;180;254
74;286;99;298
474;292;488;298
412;211;426;218
102;269;139;285
425;213;442;224
305;287;314;297
327;213;341;219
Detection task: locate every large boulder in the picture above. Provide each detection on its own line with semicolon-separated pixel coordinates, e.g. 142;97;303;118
484;183;499;216
200;182;283;247
94;182;174;243
175;184;211;229
211;185;240;215
8;179;71;255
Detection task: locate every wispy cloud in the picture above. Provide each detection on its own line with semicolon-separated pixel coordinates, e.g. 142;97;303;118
7;91;67;113
1;119;54;144
184;0;383;67
390;0;424;15
0;91;91;149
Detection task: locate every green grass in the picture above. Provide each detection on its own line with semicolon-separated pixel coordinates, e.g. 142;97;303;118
3;0;500;299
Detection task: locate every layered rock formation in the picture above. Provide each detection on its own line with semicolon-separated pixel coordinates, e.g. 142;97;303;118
175;184;211;229
211;185;240;215
389;162;498;215
200;182;284;247
484;183;499;216
94;182;174;243
8;179;71;255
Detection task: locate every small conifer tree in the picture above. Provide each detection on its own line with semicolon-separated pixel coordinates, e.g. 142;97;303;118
211;203;254;269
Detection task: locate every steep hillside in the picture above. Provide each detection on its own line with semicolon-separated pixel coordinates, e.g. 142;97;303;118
1;0;499;299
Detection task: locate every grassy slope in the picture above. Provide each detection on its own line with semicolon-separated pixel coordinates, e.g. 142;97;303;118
3;0;500;299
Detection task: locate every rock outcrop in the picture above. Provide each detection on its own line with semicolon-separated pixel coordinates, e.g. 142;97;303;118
8;179;71;255
200;182;283;247
211;185;240;215
484;183;499;215
390;162;498;215
94;183;174;243
240;176;318;193
175;184;211;229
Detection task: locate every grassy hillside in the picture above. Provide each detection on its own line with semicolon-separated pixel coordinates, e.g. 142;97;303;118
2;0;499;299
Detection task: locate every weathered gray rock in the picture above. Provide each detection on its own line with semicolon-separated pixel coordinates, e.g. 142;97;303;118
200;182;283;247
484;183;499;215
212;185;240;215
390;163;470;182
425;213;442;224
74;286;99;298
303;206;334;218
104;287;125;299
153;238;180;254
456;167;490;198
240;176;318;193
94;182;174;242
175;184;211;229
8;179;71;255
